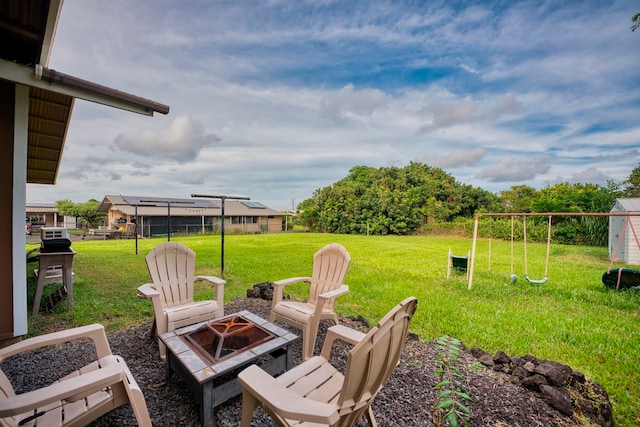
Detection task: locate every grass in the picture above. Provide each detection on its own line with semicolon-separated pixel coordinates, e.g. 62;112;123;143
26;233;640;425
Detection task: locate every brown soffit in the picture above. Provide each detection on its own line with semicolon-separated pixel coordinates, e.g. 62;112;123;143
27;86;73;184
0;0;169;184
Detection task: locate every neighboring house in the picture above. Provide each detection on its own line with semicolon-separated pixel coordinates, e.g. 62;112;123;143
26;203;76;234
1;1;168;344
609;198;640;265
96;195;286;236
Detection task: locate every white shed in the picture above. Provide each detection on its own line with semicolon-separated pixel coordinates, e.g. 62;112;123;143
609;198;640;265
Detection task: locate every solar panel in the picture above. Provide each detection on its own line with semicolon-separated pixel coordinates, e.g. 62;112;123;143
121;196;218;209
241;201;265;209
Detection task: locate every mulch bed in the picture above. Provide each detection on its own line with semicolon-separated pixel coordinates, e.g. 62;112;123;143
2;297;600;426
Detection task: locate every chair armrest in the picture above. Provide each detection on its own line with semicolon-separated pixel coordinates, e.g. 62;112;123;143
137;284;166;335
195;275;226;286
137;283;159;299
272;277;311;289
317;285;349;302
0;357;124;417
320;324;366;359
238;364;339;425
312;285;349;321
271;277;312;305
195;276;226;312
0;324;112;362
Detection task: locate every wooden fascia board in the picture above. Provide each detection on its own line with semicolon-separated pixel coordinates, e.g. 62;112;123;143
0;61;168;116
39;0;64;67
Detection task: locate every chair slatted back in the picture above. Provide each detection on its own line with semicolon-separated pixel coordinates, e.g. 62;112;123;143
309;243;351;309
337;297;418;426
145;242;196;308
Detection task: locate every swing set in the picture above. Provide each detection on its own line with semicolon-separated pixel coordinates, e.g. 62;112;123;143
468;211;640;290
523;215;552;284
490;215;552;285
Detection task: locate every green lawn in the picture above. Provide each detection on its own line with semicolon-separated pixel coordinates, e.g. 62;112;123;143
26;233;640;425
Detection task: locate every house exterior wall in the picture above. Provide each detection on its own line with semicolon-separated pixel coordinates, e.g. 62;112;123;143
103;204;284;237
0;81;29;341
107;207;123;228
13;85;28;337
0;80;16;341
26;206;77;232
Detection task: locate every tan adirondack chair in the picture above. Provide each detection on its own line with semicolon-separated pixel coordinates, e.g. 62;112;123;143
239;296;418;427
0;324;151;427
137;242;226;359
270;243;351;360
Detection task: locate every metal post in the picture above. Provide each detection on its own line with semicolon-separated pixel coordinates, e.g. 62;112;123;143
135;205;138;255
167;202;171;241
468;214;479;290
191;194;250;278
139;199;195;243
220;197;225;277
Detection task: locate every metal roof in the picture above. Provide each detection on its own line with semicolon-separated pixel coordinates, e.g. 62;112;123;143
97;195;284;217
26;203;57;213
0;0;169;185
612;198;640;213
123;195;218;209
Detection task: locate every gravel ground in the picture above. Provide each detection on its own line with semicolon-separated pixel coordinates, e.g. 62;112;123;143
2;297;581;426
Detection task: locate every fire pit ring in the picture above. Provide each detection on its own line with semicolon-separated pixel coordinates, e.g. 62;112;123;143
184;314;274;363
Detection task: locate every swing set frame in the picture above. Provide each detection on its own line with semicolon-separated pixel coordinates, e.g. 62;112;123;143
467;211;640;290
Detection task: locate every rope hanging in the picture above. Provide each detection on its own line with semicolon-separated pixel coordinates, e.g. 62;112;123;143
524;215;551;284
510;216;517;284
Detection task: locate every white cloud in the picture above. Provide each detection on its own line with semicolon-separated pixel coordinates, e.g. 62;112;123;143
558;167;616;186
182;173;206;186
25;0;640;208
477;156;551;183
320;84;391;120
112;115;220;163
425;148;487;168
417;93;523;134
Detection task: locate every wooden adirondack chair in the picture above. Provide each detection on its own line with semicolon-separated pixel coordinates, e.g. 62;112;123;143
137;242;226;359
0;324;151;427
239;296;418;427
270;243;351;360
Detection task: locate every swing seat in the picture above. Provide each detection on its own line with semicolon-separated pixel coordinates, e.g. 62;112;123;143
602;268;640;290
510;274;517;284
447;249;469;278
525;275;547;285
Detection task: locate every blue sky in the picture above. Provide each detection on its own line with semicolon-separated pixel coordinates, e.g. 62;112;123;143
26;0;640;210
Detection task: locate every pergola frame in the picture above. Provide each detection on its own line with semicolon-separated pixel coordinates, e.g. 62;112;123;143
468;212;640;289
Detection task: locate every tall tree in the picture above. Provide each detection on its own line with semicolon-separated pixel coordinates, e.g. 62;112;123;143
55;199;105;229
498;185;538;212
299;162;496;235
625;163;640;197
532;182;619;245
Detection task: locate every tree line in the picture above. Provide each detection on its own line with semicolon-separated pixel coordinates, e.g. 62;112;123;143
298;162;640;246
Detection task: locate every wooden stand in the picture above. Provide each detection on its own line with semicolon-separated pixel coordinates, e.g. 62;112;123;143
33;250;76;316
